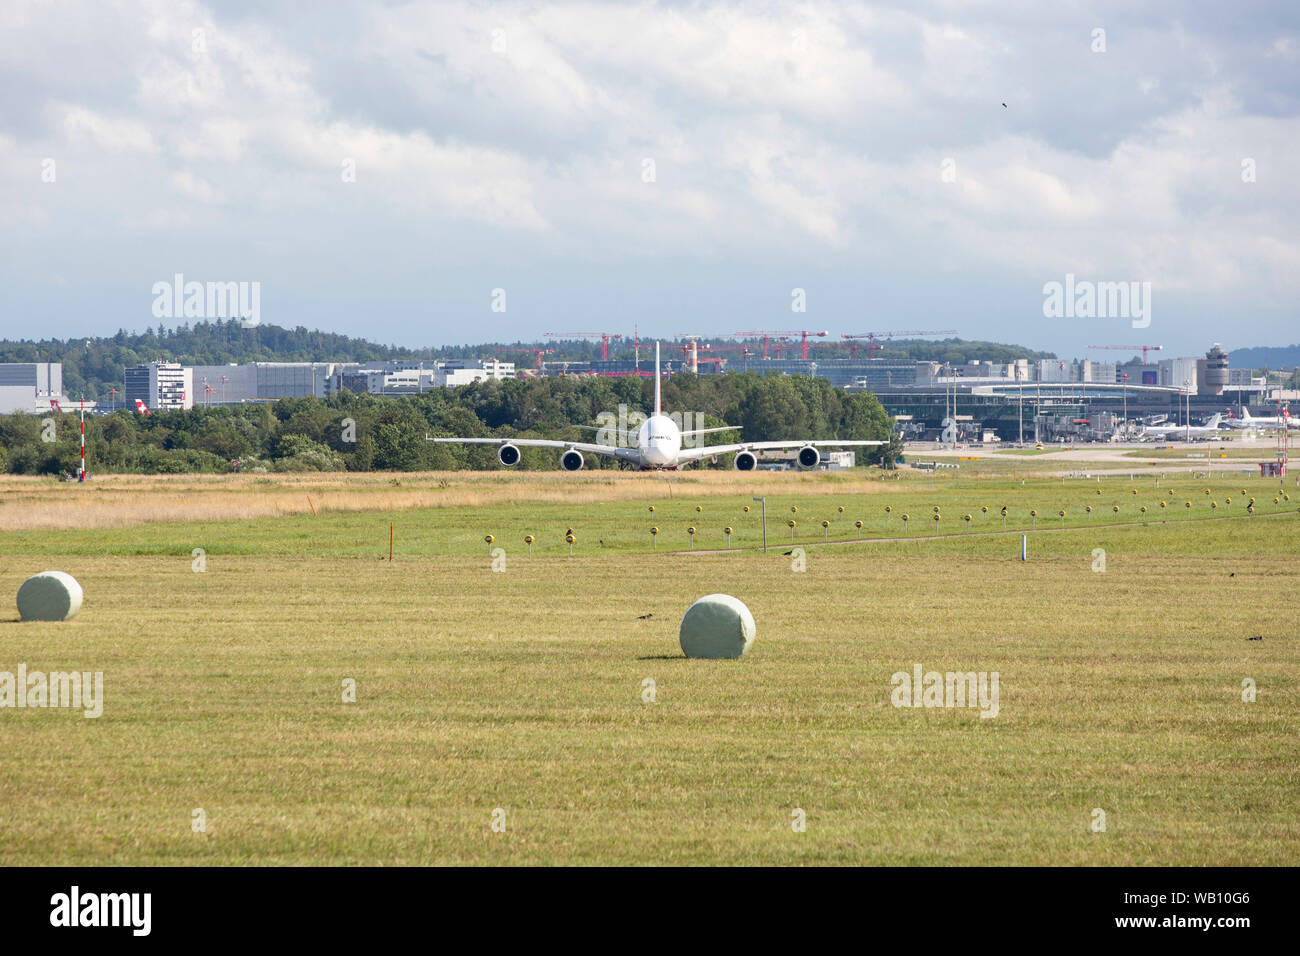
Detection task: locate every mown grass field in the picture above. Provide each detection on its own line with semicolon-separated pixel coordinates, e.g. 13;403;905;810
0;468;1297;865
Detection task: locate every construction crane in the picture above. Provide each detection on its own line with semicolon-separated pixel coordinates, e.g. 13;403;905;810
543;331;624;361
494;346;553;374
728;333;790;360
1087;344;1164;364
672;335;728;374
840;330;957;360
735;330;828;360
697;343;754;365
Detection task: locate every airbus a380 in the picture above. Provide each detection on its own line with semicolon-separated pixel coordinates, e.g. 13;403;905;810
428;343;886;471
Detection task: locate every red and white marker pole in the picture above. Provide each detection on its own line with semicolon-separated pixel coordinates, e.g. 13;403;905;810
79;398;85;481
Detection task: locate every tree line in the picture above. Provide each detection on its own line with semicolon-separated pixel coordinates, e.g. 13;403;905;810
0;371;899;475
0;320;1054;401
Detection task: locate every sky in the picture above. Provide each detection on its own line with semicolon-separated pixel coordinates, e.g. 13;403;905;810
1;0;1298;359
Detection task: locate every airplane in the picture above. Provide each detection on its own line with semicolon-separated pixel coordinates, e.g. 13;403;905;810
1138;413;1223;440
426;343;887;471
1222;407;1296;430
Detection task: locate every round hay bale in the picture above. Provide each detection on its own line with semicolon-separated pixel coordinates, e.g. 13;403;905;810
679;593;755;660
16;571;83;622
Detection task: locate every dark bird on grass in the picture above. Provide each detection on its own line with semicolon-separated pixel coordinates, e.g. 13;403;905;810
599;539;605;546
1248;635;1263;641
1229;573;1235;577
637;613;653;620
782;550;794;556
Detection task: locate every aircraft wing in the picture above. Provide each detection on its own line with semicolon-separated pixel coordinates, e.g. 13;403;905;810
674;439;886;464
427;436;642;464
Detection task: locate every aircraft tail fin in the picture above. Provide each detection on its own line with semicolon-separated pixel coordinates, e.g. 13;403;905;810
654;341;661;416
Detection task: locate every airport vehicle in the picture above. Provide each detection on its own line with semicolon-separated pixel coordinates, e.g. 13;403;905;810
428;343;886;471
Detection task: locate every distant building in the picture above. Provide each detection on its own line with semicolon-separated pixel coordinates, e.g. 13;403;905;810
843;362;925;390
1036;359;1078;383
189;364;255;404
329;359;515;395
189;363;333;404
434;359;514;387
0;362;63;414
125;362;192;411
1158;357;1199;393
1124;364;1161;386
1081;360;1117;384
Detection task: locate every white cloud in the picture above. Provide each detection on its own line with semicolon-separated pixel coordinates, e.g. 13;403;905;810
0;0;1297;350
60;106;157;153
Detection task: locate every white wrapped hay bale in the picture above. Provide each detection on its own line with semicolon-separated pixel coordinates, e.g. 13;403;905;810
16;571;84;622
679;593;756;659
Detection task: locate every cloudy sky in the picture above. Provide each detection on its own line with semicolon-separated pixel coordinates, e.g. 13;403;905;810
2;0;1297;358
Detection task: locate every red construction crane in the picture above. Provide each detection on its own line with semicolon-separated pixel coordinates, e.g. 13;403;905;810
670;336;729;373
735;330;828;360
728;333;791;360
840;330;957;360
494;346;553;373
1087;344;1164;364
543;331;624;361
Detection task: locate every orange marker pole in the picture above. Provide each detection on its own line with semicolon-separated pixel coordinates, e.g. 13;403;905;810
389;523;394;562
307;495;317;516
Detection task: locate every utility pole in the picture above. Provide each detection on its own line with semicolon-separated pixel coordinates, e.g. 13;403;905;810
1122;372;1128;439
78;397;85;480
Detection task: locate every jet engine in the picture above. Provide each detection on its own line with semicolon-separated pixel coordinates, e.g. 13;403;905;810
733;451;757;471
561;449;584;472
796;446;820;469
498;443;521;466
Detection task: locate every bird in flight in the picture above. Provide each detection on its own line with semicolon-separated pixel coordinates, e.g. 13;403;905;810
1001;102;1007;108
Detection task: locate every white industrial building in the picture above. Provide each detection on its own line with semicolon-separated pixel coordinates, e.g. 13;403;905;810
125;362;193;410
434;359;514;387
331;359;516;395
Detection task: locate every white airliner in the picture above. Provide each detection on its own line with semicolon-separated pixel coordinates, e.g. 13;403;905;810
1223;407;1296;430
427;343;886;471
1139;413;1223;440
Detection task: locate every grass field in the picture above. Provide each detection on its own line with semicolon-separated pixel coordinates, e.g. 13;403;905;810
1120;446;1271;460
1;468;1297;865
